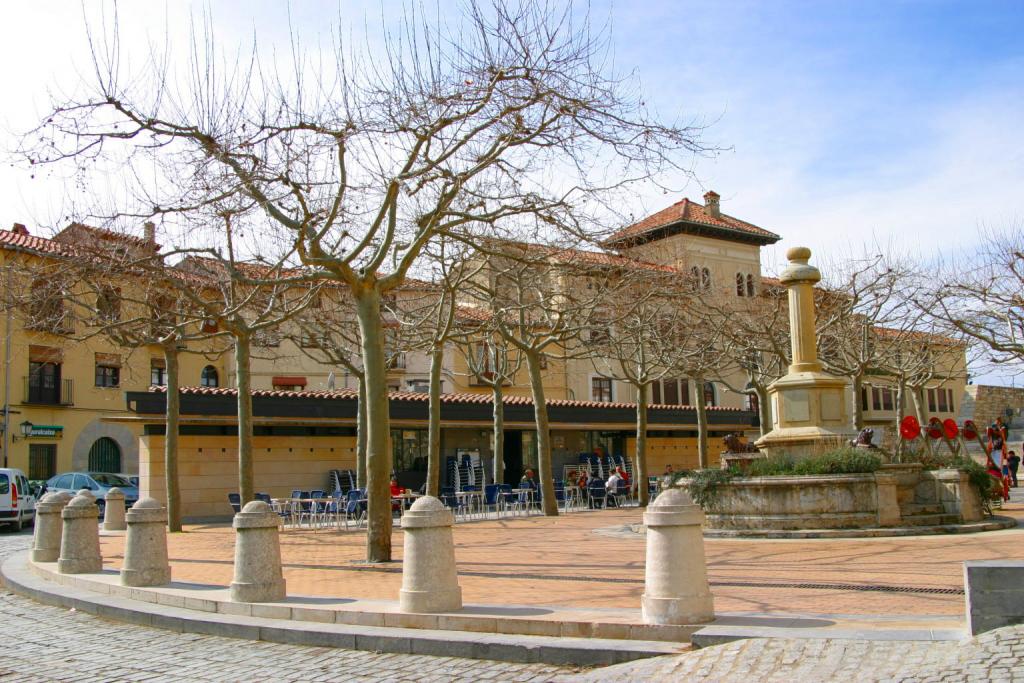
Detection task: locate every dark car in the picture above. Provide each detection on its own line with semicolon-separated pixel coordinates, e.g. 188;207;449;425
44;472;139;516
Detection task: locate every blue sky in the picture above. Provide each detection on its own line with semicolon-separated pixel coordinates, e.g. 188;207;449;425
2;1;1021;263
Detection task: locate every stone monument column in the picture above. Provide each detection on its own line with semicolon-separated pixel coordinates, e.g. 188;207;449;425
102;487;127;532
399;496;462;613
121;498;172;587
755;247;856;458
31;492;72;562
230;500;287;602
641;488;715;624
58;493;103;574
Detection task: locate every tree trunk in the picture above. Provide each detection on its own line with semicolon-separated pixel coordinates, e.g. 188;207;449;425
909;386;927;425
756;385;772;437
426;345;444;496
525;349;558;516
694;376;709;469
356;375;367;488
354;286;392;562
235;333;255;503
635;383;649;506
163;342;182;532
851;374;865;431
491;382;504;485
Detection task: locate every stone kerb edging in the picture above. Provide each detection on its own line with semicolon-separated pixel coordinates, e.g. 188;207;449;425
15;552;699;645
1;552;681;667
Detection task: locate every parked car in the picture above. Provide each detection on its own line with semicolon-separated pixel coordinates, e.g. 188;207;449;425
0;468;37;530
44;472;139;517
118;474;140;488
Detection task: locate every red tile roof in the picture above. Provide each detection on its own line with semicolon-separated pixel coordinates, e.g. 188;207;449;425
0;228;77;256
605;197;780;247
153;385;745;412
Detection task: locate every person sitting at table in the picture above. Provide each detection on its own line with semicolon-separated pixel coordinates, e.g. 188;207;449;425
390;476;406;512
605;468;623;507
576;469;590;490
615;465;630;485
520;468;538;490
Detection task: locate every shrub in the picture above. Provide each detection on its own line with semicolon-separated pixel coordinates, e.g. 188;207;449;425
745;448;882;477
672;468;733;509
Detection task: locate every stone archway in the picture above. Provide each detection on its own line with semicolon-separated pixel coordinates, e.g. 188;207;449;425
71;419;141;474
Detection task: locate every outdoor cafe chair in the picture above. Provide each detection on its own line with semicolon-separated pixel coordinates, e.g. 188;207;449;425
496;484;514;515
587;482;607;509
227;492;241;514
345;488;367;527
484;484;500;515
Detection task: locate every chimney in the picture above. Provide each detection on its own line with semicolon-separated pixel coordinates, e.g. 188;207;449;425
11;223;29;236
703;191;721;218
144;221;156;244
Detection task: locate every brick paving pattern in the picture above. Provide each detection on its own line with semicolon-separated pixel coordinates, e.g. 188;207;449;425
91;494;1024;618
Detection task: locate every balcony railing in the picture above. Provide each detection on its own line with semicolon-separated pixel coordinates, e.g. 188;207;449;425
23;377;74;406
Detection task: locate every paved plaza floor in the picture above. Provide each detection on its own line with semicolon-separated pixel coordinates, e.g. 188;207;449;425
94;492;1024;622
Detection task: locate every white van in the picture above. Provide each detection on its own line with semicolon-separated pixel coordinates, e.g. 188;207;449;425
0;468;36;531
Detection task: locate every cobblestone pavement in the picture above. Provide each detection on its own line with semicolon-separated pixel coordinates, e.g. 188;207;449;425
0;529;573;683
570;626;1024;683
5;523;1024;683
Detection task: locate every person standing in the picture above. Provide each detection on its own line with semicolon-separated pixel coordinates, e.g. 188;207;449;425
1008;450;1020;488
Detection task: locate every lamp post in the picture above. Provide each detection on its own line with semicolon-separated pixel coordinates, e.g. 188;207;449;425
19;421;32;440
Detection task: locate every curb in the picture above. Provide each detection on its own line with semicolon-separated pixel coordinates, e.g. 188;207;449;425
1;551;684;667
690;624;966;648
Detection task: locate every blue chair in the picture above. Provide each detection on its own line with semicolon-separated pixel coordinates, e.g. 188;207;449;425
588;482;607;509
227;493;241;514
345;488;367;527
484;484;500;512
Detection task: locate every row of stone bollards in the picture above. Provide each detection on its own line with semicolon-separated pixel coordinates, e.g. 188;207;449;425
31;488;714;625
33;489;171;586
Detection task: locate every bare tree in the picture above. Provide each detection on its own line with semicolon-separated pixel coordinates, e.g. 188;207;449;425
587;262;694;504
23;1;708;560
929;226;1024;371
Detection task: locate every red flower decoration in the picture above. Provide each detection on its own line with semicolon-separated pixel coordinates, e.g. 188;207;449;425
943;418;959;440
900;415;921;440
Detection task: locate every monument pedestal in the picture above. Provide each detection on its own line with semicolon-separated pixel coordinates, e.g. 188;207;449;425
754;247;857;458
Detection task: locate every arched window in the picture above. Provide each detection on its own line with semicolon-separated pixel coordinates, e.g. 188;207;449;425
200;365;219;388
746;274;755;297
703;381;716;407
736;273;745;296
701;267;711;291
689;266;701;292
87;437;121;473
745;392;759;415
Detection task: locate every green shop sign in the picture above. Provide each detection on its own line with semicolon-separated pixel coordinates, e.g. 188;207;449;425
29;425;63;438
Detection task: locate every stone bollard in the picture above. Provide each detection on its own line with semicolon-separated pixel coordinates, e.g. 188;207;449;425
76;488;96;500
230;500;286;602
103;487;127;531
32;492;72;562
121;498;172;587
58;493;103;574
399;496;462;613
642;488;715;625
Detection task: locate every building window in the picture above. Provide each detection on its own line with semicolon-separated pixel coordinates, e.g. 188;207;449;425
947;389;955;413
386;352;407;370
689;266;701;292
407;379;429;394
200;365;219;387
652;378;689;406
703;381;717;407
746;274;755;297
94;353;121;388
96;286;121;322
87;437;121;473
736;273;745;297
745;392;759;415
28;360;62;404
591;376;613;402
28;279;71;333
29;444;57;480
151;358;167;386
937;388;948;412
861;386;869;412
701;267;711;291
95;365;120;388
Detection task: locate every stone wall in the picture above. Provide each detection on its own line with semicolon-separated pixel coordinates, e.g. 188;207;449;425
967;385;1024;430
139;433;358;520
698;465;983;531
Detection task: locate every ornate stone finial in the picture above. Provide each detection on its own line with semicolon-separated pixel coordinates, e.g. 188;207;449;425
780;246;821;286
